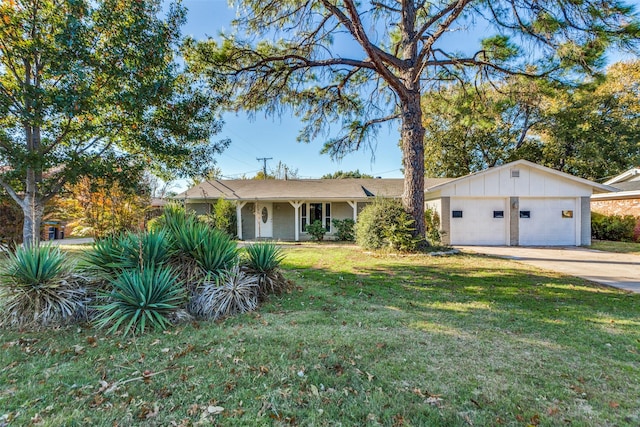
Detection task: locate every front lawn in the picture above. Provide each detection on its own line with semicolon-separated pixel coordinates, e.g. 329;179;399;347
590;240;640;255
1;247;639;426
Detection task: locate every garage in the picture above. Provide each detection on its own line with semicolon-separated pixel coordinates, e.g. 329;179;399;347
449;197;509;245
518;198;577;246
425;160;613;246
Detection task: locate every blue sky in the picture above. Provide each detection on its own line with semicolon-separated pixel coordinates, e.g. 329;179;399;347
176;0;639;187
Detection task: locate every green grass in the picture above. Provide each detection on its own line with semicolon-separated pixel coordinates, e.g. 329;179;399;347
1;247;639;426
590;240;640;255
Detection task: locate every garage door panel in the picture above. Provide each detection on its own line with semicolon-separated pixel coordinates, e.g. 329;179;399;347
519;198;576;246
450;198;508;245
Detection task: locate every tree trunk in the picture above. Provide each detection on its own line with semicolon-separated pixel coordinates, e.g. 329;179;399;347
400;91;426;242
22;169;44;248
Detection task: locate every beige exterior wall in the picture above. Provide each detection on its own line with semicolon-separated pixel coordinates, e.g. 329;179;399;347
591;198;640;218
332;202;354;225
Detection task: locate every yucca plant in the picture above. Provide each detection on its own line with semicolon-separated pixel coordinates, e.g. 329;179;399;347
93;265;185;336
83;230;172;278
189;264;258;320
244;242;289;298
0;245;87;327
192;228;238;275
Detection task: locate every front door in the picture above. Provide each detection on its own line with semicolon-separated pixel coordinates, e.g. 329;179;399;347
255;202;273;238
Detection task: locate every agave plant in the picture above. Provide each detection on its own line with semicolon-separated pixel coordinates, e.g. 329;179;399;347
0;245;87;327
189;264;258;320
243;242;289;298
93;265;185;336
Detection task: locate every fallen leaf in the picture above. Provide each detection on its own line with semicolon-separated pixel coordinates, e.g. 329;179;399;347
310;384;319;397
73;345;84;355
207;405;224;415
609;401;620;409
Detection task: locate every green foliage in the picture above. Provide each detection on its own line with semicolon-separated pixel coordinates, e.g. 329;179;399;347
189;265;258;320
424;208;441;245
0;245;86;327
321;170;374;179
0;0;228;245
244;242;289;297
0;198;23;249
93;266;185;336
591;213;638;242
83;230;172;278
332;218;355;241
208;199;238;237
356;199;421;251
306;220;327;241
191;228;238;275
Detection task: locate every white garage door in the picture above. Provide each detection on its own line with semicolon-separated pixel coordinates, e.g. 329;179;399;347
519;198;577;246
449;198;508;245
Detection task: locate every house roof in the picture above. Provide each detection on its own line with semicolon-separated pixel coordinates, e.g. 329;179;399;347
176;178;453;201
425;159;615;194
604;167;640;185
592;167;640;200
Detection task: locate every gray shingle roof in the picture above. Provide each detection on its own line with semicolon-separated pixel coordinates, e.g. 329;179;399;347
176;178;453;201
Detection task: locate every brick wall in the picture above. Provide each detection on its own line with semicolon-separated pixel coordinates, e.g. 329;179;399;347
591;198;640;218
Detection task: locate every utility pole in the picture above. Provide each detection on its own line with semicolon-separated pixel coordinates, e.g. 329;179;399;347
256;157;272;179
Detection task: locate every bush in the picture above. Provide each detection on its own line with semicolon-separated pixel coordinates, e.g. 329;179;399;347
191;228;238;275
332;218;355;241
189;265;258;320
306;220;327;241
244;242;289;298
83;230;172;278
424;207;441;245
213;199;237;237
355;198;421;251
93;265;185;336
0;245;87;327
591;212;637;241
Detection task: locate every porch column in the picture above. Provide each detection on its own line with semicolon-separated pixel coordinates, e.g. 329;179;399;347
347;200;358;222
236;201;247;240
289;201;302;242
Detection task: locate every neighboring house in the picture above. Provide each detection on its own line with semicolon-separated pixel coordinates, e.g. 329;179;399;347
177;160;613;246
591;167;640;218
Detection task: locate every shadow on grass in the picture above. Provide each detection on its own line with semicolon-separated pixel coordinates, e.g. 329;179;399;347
279;250;640;362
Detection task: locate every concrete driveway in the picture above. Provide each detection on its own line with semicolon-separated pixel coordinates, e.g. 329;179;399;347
456;246;640;293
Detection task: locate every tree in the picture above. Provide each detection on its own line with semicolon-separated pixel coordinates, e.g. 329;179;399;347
185;0;639;242
423;61;640;179
321;170;374;179
0;0;228;246
251;161;299;180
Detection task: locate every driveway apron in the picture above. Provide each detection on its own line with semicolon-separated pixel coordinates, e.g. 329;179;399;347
456;246;640;293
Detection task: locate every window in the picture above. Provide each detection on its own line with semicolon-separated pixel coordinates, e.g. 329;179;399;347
261;206;268;223
493;210;504;218
452;210;463;218
511;169;520;178
519;210;531;218
301;202;332;232
562;210;574;218
301;203;307;232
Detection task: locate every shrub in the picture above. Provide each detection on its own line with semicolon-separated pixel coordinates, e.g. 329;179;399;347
213;198;237;237
93;265;185;336
0;245;87;327
83;230;172;278
306;220;327;241
424;207;441;245
191;228;238;275
332;218;355;241
356;198;421;251
189;265;258;320
591;212;637;241
244;242;289;298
